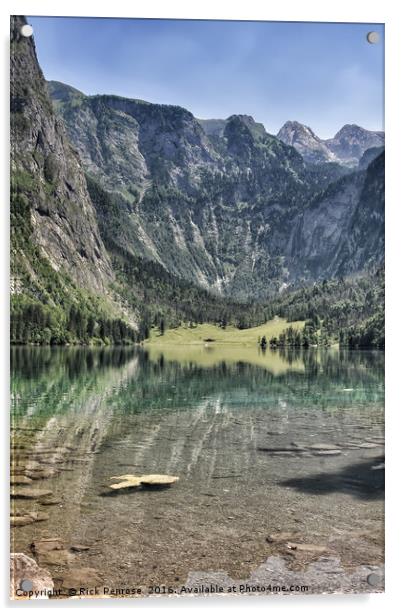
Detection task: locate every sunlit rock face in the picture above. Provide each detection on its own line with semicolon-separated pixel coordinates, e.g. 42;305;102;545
277;121;337;165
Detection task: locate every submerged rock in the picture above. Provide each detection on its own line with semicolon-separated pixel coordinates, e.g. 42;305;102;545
10;475;33;486
12;461;41;473
140;474;179;486
11;488;53;500
109;475;142;490
185;553;385;594
29;512;50;522
258;447;304;453
109;474;179;491
38;549;75;567
11;512;49;527
10;553;54;599
32;448;70;454
10;466;28;474
31;537;75;567
24;468;59;480
31;537;64;554
70;545;90;552
357;442;382;449
307;444;340;451
39;497;61;506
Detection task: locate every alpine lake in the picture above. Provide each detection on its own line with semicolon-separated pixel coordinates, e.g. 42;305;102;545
11;344;384;597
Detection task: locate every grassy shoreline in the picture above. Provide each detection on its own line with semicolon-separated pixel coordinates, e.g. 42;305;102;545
145;318;305;347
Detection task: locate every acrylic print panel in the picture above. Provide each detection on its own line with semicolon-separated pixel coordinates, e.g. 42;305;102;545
10;14;384;600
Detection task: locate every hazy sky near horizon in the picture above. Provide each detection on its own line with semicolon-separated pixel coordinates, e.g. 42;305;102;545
28;17;384;138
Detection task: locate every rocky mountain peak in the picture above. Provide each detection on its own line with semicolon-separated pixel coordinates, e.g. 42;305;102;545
225;114;267;140
277;121;336;164
277;120;385;167
325;124;384;165
278;120;315;137
333;123;371;139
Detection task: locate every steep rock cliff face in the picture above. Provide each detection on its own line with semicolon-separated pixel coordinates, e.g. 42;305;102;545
11;17;112;294
358;146;384;170
290;152;384;279
336;151;384;274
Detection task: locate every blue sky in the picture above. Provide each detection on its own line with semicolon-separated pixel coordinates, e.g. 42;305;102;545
28;17;384;138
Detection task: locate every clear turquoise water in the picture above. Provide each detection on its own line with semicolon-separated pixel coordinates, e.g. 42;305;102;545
11;346;384;591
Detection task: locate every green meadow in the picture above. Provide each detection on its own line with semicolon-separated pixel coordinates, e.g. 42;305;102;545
145;318;305;346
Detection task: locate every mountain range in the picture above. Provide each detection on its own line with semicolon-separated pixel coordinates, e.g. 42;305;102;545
10;16;384;344
47;79;384;297
277;120;384;166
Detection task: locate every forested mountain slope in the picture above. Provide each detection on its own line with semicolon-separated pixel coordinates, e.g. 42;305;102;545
49;81;384;300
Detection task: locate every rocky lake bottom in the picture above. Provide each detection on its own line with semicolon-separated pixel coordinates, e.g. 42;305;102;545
10;346;384;598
